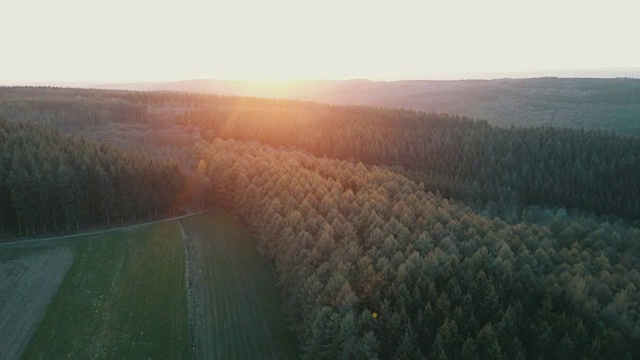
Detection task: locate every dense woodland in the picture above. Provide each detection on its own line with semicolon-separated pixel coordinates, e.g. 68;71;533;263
1;87;639;220
178;104;640;221
0;118;186;235
198;139;639;359
1;86;639;358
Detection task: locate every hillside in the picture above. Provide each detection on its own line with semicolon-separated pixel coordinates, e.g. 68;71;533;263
198;139;640;358
4;86;639;221
96;77;640;136
1;87;639;358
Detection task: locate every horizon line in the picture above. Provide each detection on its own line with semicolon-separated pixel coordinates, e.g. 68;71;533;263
2;67;640;86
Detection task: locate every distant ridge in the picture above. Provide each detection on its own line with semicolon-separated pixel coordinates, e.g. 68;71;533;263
92;77;640;136
3;75;639;136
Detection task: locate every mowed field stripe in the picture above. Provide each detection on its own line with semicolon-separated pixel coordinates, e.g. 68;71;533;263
180;212;299;359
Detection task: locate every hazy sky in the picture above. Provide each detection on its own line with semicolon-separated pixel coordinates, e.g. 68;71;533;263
2;0;639;82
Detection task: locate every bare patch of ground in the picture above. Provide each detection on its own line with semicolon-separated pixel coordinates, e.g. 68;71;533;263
0;247;73;360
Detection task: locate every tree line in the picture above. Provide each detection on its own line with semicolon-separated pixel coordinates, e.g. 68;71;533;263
0;118;187;235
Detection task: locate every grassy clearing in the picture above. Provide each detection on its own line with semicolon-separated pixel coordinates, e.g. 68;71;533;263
22;222;190;359
181;212;299;359
0;248;73;360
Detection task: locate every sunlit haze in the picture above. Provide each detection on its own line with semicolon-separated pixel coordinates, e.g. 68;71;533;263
2;0;640;83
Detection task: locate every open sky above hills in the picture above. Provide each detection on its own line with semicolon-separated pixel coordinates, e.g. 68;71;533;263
2;0;640;83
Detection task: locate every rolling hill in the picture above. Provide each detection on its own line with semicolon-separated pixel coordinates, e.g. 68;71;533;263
1;86;639;358
96;77;640;136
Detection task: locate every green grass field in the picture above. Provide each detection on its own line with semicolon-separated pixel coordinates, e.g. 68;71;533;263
0;247;72;360
22;222;190;359
0;212;299;359
181;213;299;359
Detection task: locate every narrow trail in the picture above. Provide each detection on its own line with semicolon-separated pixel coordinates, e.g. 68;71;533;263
0;212;207;247
177;221;197;360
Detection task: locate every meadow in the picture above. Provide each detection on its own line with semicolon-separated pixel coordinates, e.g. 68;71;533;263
22;221;191;359
0;213;298;359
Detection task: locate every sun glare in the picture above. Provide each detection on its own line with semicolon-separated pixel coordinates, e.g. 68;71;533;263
1;0;638;83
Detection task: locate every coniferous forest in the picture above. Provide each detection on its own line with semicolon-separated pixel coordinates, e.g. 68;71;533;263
1;86;639;358
199;139;640;359
0;118;186;235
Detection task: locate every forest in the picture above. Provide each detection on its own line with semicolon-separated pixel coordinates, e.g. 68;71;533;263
178;103;640;221
96;77;640;136
1;86;639;358
197;139;639;359
1;87;639;220
0;118;186;235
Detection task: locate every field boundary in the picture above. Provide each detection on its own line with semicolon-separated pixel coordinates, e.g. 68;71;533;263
178;222;197;360
0;212;208;247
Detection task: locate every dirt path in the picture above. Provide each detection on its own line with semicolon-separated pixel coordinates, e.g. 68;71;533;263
178;222;197;360
0;212;207;248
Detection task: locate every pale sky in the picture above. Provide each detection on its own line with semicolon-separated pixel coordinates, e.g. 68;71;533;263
1;0;639;83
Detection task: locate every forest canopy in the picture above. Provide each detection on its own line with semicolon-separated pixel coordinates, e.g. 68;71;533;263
1;86;639;221
0;118;186;234
197;138;640;359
